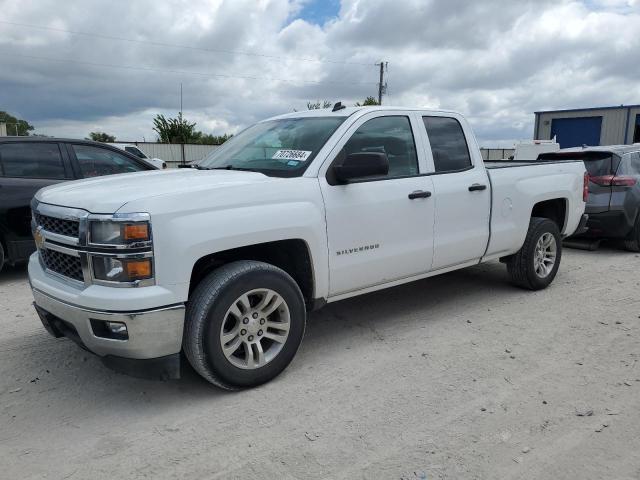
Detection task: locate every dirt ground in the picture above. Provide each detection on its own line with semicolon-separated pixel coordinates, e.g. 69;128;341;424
1;246;639;480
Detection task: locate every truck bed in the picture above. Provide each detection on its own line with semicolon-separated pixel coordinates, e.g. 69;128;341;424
482;157;587;259
485;159;582;169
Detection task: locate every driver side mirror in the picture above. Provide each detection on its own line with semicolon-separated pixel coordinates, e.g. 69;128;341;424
333;152;389;183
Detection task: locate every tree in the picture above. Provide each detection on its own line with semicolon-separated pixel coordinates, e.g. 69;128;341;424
0;111;34;136
191;132;233;145
152;113;232;145
152;113;197;143
354;96;379;106
87;131;116;142
307;100;333;110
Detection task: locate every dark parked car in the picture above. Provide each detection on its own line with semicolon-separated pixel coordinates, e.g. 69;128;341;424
0;138;156;272
539;145;640;250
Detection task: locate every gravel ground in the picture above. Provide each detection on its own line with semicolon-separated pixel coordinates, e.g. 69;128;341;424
1;247;639;480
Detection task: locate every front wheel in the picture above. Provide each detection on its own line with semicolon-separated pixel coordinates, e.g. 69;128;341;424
183;260;306;390
506;217;562;290
0;241;4;274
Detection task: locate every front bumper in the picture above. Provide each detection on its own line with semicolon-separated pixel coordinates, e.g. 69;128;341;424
32;288;185;379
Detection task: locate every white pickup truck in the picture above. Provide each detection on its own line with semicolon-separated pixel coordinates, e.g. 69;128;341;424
28;106;588;389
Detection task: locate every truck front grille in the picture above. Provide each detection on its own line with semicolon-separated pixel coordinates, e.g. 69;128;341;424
34;213;79;238
40;249;84;282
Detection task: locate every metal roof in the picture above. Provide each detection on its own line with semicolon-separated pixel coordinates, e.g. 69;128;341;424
535;104;640;115
0;136;97;143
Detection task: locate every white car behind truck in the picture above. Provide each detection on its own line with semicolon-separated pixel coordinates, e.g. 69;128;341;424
28;106;588;389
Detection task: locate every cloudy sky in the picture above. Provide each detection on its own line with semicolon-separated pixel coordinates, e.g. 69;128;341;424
1;0;639;146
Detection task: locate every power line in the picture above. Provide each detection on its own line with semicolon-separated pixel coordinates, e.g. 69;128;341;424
0;20;374;67
0;52;378;86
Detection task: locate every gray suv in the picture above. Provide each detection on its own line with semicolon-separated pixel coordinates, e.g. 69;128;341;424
540;145;640;250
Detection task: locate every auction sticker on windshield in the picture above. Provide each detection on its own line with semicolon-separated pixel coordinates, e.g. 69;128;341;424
272;150;312;161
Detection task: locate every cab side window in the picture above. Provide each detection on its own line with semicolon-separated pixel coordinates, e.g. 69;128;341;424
423;116;472;173
72;144;147;178
342;116;418;179
0;142;67;179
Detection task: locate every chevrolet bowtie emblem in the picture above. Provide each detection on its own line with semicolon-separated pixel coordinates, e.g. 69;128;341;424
34;228;45;250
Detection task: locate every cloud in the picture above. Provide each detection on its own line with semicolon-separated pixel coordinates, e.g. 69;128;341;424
0;0;639;146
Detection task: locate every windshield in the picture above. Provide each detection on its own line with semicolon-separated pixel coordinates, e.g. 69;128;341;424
197;117;345;177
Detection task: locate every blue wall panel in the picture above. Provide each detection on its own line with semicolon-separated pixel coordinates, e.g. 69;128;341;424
550;116;603;148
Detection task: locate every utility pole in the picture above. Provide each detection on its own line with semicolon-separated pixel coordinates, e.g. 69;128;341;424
179;82;185;166
376;61;387;105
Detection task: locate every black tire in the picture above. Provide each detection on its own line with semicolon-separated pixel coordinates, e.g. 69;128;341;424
506;217;562;290
183;260;306;390
623;215;640;252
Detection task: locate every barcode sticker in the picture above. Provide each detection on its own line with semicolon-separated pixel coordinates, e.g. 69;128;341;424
272;149;312;161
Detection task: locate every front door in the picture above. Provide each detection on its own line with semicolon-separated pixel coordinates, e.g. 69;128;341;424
319;113;435;296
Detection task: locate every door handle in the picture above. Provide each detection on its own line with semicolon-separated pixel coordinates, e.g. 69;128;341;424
408;190;432;199
468;183;487;192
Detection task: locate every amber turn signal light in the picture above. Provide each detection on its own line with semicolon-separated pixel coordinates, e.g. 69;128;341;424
123;223;149;241
124;259;152;280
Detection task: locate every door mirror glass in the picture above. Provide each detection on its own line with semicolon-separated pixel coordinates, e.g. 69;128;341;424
333;152;389;183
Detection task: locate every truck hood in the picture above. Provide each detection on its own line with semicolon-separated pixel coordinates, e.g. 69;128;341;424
35;169;274;213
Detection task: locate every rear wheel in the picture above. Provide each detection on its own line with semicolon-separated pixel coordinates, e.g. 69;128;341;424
507;217;562;290
183;260;306;390
623;215;640;252
0;241;5;274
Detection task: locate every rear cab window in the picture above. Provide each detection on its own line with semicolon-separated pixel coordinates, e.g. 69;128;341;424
0;142;69;179
422;116;472;173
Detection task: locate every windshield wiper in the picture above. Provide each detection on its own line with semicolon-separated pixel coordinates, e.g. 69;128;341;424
209;165;263;173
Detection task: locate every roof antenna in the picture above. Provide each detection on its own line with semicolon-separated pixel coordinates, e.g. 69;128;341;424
332;101;346;112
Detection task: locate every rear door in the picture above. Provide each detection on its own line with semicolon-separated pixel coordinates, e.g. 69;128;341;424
0;141;73;260
420;115;491;270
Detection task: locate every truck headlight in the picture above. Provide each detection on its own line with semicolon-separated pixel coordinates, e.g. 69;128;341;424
92;256;153;282
86;213;154;286
90;220;150;245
